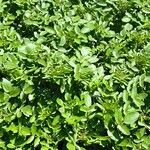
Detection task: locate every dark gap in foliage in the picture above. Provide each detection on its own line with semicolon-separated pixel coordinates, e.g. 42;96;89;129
11;14;23;29
70;79;85;97
76;140;85;149
61;124;73;137
1;131;12;144
130;102;138;109
110;11;125;33
0;16;3;22
12;16;40;38
48;21;54;28
35;145;41;150
113;83;124;93
70;0;80;5
97;52;107;63
84;144;105;150
57;139;67;150
19;24;39;38
0;69;12;81
33;78;64;100
143;92;150;108
126;40;137;50
78;141;113;150
7;3;20;15
146;127;150;136
128;21;139;29
102;37;113;43
48;3;54;16
72;105;85;116
56;126;74;149
88;118;107;136
0;71;8;81
17;116;30;126
15;135;27;146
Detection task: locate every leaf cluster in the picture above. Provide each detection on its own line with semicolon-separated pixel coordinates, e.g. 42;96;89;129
0;0;150;149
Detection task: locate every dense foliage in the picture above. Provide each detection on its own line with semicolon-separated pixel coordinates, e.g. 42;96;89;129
0;0;150;149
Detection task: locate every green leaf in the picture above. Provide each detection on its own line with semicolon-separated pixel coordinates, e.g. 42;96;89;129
6;124;18;133
41;146;49;150
29;115;35;123
123;90;128;102
80;46;91;56
38;59;46;66
117;124;130;135
23;83;33;94
2;78;13;93
66;143;75;150
131;84;137;98
0;0;149;149
66;116;80;125
118;139;133;147
4;93;10;102
0;140;5;148
122;16;131;22
17;110;22;118
81;26;91;33
123;101;130;115
81;92;92;107
0;92;4;103
131;83;144;107
85;13;92;21
34;137;40;147
135;128;145;139
26;135;34;144
88;55;99;63
20;126;31;136
124;111;139;125
7;143;15;149
4;61;18;70
139;74;145;87
21;105;32;117
0;131;3;138
74;26;81;34
31;124;37;135
124;23;133;31
114;109;123;124
52;115;60;126
56;98;64;106
142;8;150;14
144;76;150;83
107;130;119;141
26;42;36;53
44;27;55;34
59;36;66;46
10;87;20;97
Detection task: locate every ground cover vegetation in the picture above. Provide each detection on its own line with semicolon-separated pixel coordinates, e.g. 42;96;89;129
0;0;150;149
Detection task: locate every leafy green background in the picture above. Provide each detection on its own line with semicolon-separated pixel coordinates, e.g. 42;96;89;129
0;0;150;149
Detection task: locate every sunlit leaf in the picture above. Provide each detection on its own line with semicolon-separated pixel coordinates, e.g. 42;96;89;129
26;135;34;144
2;78;13;93
124;111;140;125
66;143;75;150
117;124;130;135
21;105;32;117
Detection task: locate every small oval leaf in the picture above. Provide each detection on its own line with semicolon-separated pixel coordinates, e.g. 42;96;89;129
124;111;139;125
